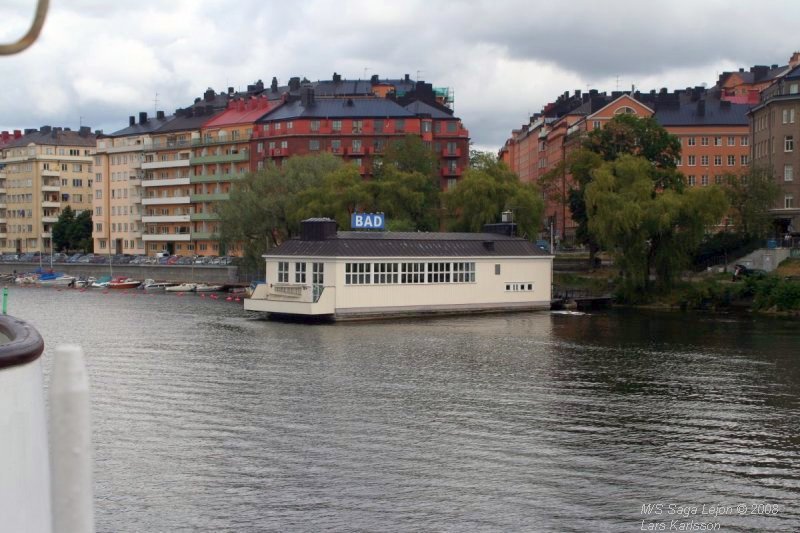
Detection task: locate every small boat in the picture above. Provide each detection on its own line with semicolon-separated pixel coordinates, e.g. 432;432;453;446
74;277;95;288
165;283;197;292
140;279;178;291
90;276;112;288
109;277;141;290
195;283;224;292
37;273;76;287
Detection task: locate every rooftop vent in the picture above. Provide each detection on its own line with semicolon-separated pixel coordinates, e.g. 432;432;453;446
300;218;338;241
156;110;165;120
129;116;135;126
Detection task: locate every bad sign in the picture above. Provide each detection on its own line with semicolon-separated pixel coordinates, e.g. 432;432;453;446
351;213;385;229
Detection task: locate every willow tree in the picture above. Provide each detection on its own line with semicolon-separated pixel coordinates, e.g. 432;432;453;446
585;155;728;300
444;156;543;238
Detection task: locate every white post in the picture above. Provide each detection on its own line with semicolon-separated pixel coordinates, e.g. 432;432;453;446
49;345;94;533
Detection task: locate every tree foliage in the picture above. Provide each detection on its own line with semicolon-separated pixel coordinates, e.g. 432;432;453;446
52;206;93;252
585;155;728;300
723;166;780;238
444;155;544;238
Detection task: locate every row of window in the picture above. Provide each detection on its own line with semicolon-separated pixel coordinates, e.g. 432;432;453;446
343;262;477;285
679;155;748;167
685;136;748;147
262;119;459;135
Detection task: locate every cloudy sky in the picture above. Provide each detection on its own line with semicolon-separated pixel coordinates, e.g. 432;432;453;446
1;0;799;151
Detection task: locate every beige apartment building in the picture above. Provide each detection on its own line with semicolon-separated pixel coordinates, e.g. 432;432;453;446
0;127;96;255
93;112;172;255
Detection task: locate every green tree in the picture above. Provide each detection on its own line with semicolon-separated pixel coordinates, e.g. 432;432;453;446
381;134;438;176
72;210;93;252
723;166;780;238
52;205;75;251
371;165;441;231
444;156;544;238
219;153;343;272
299;164;372;228
585;155;728;299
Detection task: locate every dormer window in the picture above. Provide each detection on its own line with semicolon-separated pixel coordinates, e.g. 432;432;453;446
613;106;637;115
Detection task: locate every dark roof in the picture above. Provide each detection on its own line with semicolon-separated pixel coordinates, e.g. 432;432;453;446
404;100;453;119
266;231;549;258
155;108;224;133
109;115;175;136
720;64;789;85
4;128;96;148
654;94;750;126
258;98;415;122
783;65;800;81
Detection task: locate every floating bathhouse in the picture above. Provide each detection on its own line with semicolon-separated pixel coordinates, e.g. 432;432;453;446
244;218;553;320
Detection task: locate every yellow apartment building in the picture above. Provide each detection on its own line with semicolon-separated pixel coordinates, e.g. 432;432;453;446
0;126;96;255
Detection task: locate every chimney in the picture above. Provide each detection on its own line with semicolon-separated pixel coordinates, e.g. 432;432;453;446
370;74;379;84
156;110;165;120
771;64;778;69
256;79;264;91
129;116;135;126
139;112;147;124
204;87;215;102
288;77;301;91
697;99;705;117
404;73;410;82
790;52;800;67
271;77;279;92
739;68;744;72
300;86;315;107
228;86;234;95
750;65;769;81
79;126;90;137
24;128;36;134
40;125;51;134
332;72;341;83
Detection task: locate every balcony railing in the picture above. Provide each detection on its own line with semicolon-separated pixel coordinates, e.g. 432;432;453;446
191;135;252;147
191;152;249;164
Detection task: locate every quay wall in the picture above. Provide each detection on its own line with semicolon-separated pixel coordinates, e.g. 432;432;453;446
0;263;241;285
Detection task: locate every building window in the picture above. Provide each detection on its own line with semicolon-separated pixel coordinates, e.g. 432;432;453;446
785;136;794;152
785;164;794;182
687;137;696;146
453;262;475;282
400;262;424;284
741;136;749;146
714;155;722;166
688;155;696;166
345;262;371;284
741;155;749;165
786;195;795;209
714;136;722;146
421;121;431;133
791;83;799;95
426;262;451;283
374;120;384;133
277;261;288;283
593;120;601;130
495;264;501;275
310;120;320;132
332;120;342;132
714;175;723;185
701;137;709;146
505;282;534;292
309;140;320;151
688;175;696;186
312;263;324;284
294;262;306;283
727;155;735;166
395;119;405;132
700;155;709;166
331;139;341;151
373;263;399;284
701;175;708;186
727;136;735;146
352;120;363;133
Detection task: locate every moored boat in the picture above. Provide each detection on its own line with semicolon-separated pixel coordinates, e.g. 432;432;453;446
90;276;112;288
195;283;224;292
109;277;141;289
37;273;76;287
141;279;178;291
165;283;197;292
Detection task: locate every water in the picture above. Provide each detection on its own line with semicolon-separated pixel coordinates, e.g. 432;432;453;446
8;286;800;532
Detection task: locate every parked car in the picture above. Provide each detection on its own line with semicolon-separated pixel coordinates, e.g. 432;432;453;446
67;253;83;263
166;255;181;265
732;264;767;281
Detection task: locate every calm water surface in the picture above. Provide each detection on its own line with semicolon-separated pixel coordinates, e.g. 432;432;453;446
9;285;800;532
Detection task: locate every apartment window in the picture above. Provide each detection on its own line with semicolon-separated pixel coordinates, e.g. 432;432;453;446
786;195;795;209
281;140;288;149
277;262;289;283
400;262;425;284
312;263;324;284
427;262;451;283
741;136;749;146
701;175;708;186
700;155;708;166
61;164;68;171
395;119;405;132
675;157;682;166
688;175;696;186
352;120;363;133
688;155;696;166
714;137;722;146
741;155;749;165
453;262;475;283
257;142;264;153
785;136;794;152
374;120;384;133
783;109;790;124
791;83;799;95
687;137;696;146
701;137;709;146
274;122;281;131
714;155;722;166
332;120;342;132
352;139;362;152
727;136;736;146
294;262;306;283
727;155;736;166
593;120;601;130
286;121;293;130
785;164;794;182
309;140;320;151
715;175;723;185
95;223;102;232
421;121;431;133
310;120;320;132
345;262;371;284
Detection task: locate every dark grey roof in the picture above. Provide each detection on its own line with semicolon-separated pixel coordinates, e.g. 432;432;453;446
404;100;453;119
109;116;175;136
266;231;549;257
258;98;415;122
784;65;800;81
154;109;223;133
4;128;96;148
654;95;750;126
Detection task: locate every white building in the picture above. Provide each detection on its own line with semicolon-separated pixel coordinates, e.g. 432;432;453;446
245;219;553;320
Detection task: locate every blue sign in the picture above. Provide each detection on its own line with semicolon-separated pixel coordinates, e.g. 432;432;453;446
351;212;385;229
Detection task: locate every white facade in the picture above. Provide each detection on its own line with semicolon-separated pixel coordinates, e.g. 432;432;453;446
246;253;552;320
